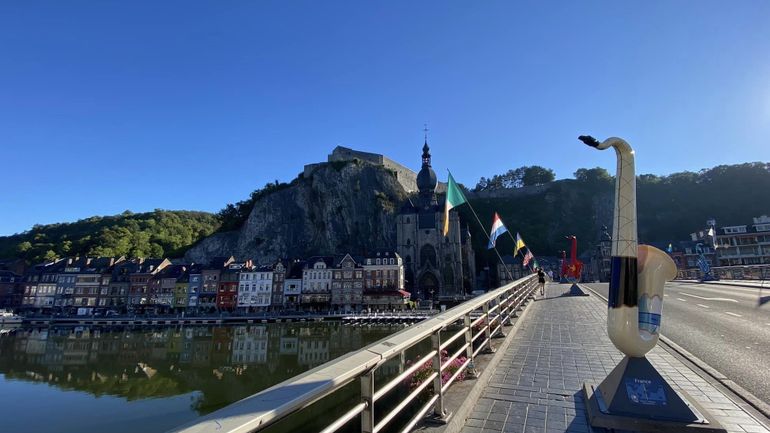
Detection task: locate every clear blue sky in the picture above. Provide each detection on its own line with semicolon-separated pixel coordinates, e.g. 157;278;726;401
2;1;769;236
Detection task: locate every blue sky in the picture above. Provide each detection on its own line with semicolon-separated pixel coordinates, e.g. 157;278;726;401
1;1;769;235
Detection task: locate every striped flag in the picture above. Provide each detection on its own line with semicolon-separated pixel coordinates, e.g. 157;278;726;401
488;212;508;249
514;233;526;256
443;172;468;236
522;250;534;267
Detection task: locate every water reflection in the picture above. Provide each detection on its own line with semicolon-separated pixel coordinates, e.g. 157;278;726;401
0;322;400;433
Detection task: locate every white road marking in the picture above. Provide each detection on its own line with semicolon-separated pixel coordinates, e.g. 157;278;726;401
725;312;742;317
696;304;710;309
680;292;739;303
677;298;687;302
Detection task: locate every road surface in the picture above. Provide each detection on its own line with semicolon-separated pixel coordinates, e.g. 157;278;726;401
584;281;770;405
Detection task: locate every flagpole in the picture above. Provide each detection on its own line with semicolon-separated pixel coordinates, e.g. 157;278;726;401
446;170;515;283
500;219;535;273
462;197;516;283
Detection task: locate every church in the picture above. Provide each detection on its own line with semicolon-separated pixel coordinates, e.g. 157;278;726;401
397;139;476;302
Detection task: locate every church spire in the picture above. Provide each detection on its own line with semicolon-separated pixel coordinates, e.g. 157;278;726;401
416;125;438;207
422;124;431;168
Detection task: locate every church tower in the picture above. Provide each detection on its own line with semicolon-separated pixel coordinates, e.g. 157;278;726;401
397;135;469;302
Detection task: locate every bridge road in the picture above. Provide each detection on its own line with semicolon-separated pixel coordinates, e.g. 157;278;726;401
585;281;770;405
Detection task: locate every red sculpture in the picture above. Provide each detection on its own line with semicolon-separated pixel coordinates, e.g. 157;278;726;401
562;235;584;282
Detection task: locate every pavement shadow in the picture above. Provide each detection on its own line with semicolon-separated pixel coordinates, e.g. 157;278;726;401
533;291;589;302
758;295;770;307
566;390;592;433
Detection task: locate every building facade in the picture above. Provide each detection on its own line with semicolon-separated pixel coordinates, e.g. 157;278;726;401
714;215;770;266
301;257;333;312
330;254;364;313
397;141;475;302
238;264;273;311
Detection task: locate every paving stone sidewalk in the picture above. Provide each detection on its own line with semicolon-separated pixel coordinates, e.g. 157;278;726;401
459;283;770;433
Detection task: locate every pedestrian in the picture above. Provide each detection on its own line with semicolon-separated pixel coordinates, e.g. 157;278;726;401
537;268;546;296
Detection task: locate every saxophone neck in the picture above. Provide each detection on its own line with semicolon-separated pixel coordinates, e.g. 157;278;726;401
605;137;638;258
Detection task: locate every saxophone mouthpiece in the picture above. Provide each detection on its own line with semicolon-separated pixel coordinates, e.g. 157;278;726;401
578;135;601;148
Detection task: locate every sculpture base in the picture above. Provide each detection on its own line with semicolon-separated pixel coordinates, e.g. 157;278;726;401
583;356;725;432
567;284;588;296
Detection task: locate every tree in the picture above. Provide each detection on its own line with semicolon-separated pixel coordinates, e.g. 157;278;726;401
475;166;556;191
574;167;612;184
522;166;555;186
16;241;32;254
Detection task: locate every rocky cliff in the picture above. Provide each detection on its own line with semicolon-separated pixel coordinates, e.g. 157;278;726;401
185;159;408;263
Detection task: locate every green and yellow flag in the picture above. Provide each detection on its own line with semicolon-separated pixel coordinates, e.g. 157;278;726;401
514;232;526;256
443;172;468;236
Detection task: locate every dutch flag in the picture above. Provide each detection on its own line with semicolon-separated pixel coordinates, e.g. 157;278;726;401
488;212;508;249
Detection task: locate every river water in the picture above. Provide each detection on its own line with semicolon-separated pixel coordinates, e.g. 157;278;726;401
0;322;404;433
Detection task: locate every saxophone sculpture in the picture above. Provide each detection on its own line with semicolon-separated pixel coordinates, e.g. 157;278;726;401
579;136;677;357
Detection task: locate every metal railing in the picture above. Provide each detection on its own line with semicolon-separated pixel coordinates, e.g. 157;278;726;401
677;264;770;281
169;274;538;433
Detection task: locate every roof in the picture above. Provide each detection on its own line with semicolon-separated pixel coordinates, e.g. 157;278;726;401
286;260;307;278
364;250;401;260
305;256;335;268
158;264;187;279
207;256;235;269
136;258;168;273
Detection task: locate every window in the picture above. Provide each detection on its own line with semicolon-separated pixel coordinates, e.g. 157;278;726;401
420;244;437;267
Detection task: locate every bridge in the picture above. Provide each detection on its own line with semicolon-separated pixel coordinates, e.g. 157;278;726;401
169;275;538;433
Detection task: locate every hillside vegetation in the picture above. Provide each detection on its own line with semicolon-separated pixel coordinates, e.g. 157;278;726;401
462;162;770;261
0;210;221;263
3;161;767;266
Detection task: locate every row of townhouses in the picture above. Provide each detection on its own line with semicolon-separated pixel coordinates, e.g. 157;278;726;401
1;251;409;315
673;215;770;270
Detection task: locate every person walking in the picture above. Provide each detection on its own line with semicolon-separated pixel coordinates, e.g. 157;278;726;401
537;268;546;296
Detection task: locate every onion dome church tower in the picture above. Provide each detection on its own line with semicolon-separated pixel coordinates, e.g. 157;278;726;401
397;134;476;303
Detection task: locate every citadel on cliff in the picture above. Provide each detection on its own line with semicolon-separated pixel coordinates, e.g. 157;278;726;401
306;141;475;300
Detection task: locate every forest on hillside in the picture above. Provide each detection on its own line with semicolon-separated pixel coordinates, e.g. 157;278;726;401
0;210;221;263
462;162;770;264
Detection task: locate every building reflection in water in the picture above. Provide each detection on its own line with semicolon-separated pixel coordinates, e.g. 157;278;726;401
0;322;399;415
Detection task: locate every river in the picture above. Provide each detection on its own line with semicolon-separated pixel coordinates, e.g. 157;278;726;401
0;322;405;433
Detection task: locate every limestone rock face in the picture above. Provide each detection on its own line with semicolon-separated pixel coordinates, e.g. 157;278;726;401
185;160;407;263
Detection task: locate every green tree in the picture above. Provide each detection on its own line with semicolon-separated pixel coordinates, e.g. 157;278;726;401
574;167;612;184
522;166;556;186
16;241;32;254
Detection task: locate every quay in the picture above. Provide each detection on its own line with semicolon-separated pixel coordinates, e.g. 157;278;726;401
19;311;439;327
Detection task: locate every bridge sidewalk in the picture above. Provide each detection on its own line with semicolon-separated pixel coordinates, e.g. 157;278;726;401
454;283;770;433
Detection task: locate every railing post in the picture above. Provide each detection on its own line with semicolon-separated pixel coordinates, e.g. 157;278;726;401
502;291;513;326
482;301;495;354
492;294;506;338
361;371;375;433
430;329;451;422
464;312;478;379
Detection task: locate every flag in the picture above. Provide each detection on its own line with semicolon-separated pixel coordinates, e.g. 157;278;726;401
514;233;526;256
708;227;718;249
443;171;468;236
523;250;534;267
487;212;508;249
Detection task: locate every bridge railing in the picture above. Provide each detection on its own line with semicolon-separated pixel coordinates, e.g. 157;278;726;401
169;274;538;433
677;264;770;281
